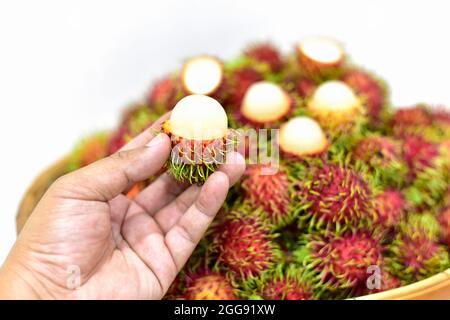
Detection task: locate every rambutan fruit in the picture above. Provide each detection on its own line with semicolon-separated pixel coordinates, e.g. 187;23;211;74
244;42;283;73
391;105;433;138
241;164;292;226
293;162;377;232
212;209;280;279
184;272;237;300
279;116;329;158
147;75;181;111
386;228;449;283
438;206;450;247
68;132;109;171
352;136;407;187
402;212;441;241
296;37;345;80
296;78;316;99
307;80;363;132
107;104;157;155
374;190;406;228
181;56;224;97
340;69;388;126
236;81;293;127
224;67;263;110
403;136;450;208
362;268;401;295
244;264;314;300
163;95;234;184
294;230;384;297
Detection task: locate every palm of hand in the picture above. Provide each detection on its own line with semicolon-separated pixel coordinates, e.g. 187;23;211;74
4;131;244;300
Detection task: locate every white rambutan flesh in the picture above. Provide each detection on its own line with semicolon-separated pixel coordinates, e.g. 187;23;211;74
241;81;291;124
297;37;344;65
169;95;228;140
181;56;223;95
308;80;361;123
279;116;328;156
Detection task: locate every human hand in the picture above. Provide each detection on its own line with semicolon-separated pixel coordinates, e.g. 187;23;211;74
0;118;245;299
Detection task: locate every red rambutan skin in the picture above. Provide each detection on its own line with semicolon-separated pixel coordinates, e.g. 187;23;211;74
216;213;276;278
262;279;312;300
375;190;406;228
341;70;385;124
398;234;443;275
362;270;401;295
241;165;291;225
438;207;450;247
147;76;179;110
296;78;316;98
184;274;236;300
432;107;450;125
354;136;401;167
296;164;375;229
311;231;383;289
402;135;439;177
392;106;433;137
244;43;283;72
108;125;128;155
80;140;106;167
225;68;263;109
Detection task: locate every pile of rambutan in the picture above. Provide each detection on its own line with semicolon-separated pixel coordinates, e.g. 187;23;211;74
66;37;450;299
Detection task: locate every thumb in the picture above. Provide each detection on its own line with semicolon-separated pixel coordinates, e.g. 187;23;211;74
52;133;171;201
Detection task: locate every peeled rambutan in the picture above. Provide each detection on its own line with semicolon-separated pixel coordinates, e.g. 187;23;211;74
295;230;384;297
353;136;407;187
307;80;363;132
184;273;237;300
438;207;450;247
147;75;181;111
279;116;329;158
212;209;280;279
236;81;293;127
341;69;388;126
241;164;292;226
386;230;449;283
294;162;377;232
163;95;234;184
68;132;109;171
244;43;283;72
225;67;263;110
374;190;406;228
296;37;345;80
181;56;224;97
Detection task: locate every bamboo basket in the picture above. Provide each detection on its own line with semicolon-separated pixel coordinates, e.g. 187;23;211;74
16;156;450;300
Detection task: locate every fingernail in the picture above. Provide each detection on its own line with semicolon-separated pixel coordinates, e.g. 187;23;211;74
146;133;164;148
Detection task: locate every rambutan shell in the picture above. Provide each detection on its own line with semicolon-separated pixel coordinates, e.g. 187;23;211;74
184;274;236;300
244;43;283;72
296;37;345;78
341;69;386;125
241;164;291;226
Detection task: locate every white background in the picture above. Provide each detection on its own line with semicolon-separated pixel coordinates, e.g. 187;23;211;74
1;0;450;264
